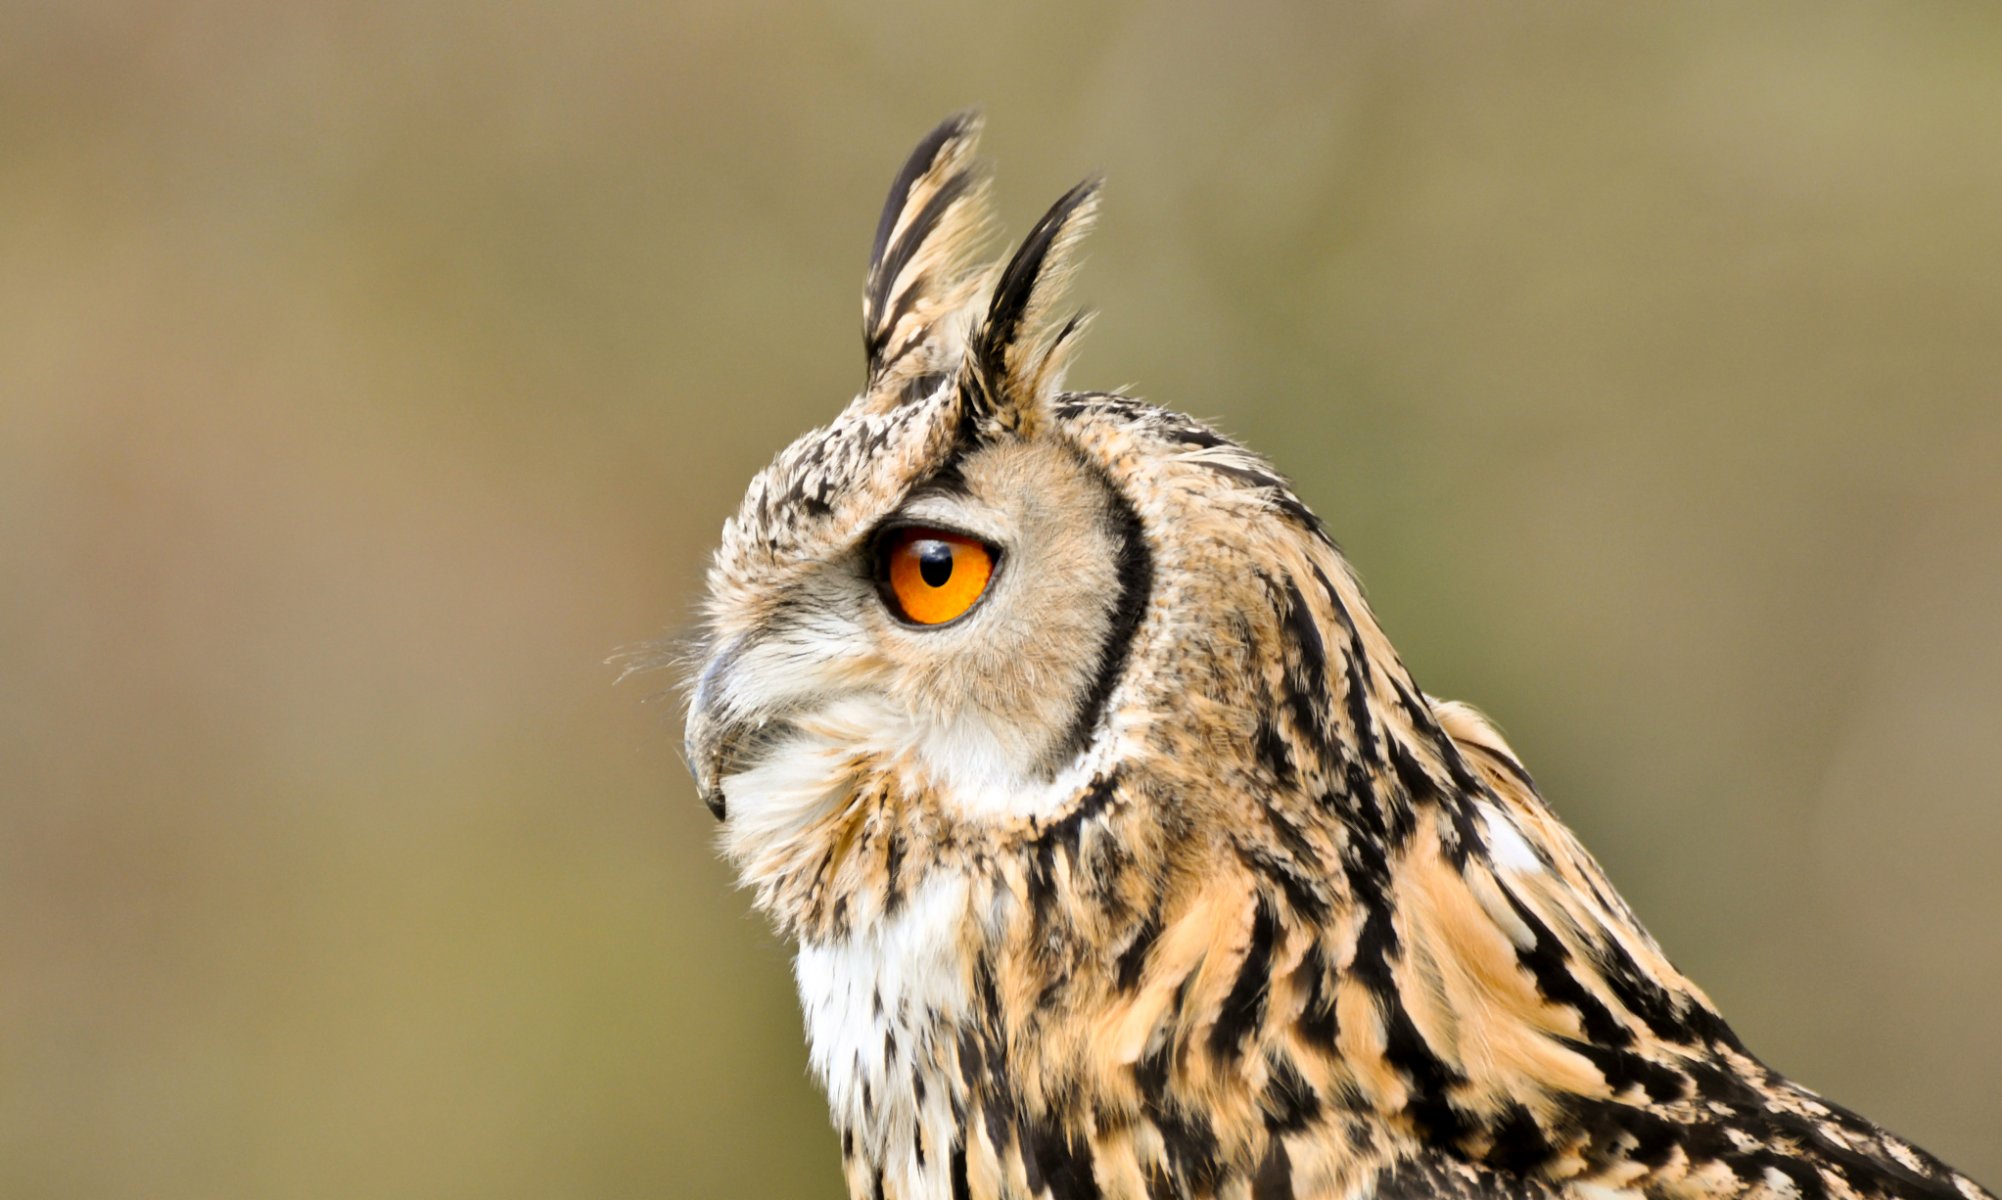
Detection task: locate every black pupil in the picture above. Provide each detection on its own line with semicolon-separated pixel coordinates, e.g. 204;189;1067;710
915;541;954;588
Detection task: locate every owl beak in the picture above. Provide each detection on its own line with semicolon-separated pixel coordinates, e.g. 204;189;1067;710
685;715;738;822
688;709;796;821
691;636;808;822
687;710;798;824
684;638;742;820
686;635;811;821
686;732;727;821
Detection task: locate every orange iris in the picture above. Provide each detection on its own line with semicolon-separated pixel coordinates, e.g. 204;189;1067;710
882;527;995;625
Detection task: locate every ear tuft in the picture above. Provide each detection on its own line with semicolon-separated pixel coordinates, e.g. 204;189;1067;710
861;112;995;398
963;178;1101;438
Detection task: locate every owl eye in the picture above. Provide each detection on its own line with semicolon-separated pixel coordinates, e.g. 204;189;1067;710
876;526;996;626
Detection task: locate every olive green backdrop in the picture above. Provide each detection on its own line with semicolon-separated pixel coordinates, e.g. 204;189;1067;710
4;3;1999;1196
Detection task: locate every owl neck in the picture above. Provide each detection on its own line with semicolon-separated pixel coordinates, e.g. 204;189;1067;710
794;869;986;1199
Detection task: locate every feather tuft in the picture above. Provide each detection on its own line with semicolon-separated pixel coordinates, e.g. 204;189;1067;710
962;178;1102;438
860;111;996;401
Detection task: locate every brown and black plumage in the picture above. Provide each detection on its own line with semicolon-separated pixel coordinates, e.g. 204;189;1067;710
677;114;1994;1200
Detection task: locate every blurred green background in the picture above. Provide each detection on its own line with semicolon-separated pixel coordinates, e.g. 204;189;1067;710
4;2;1999;1196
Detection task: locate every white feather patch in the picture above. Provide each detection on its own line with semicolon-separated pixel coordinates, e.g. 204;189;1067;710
794;872;971;1156
1480;801;1545;875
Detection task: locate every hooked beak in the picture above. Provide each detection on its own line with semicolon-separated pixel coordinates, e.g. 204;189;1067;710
684;640;741;820
684;636;795;822
684;726;730;821
686;714;800;823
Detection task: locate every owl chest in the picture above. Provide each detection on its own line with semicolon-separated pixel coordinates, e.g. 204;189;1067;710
793;874;978;1186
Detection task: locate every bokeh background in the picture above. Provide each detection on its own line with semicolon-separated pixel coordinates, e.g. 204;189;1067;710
5;2;2000;1196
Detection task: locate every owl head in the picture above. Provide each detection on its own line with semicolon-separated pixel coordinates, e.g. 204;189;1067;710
684;113;1395;937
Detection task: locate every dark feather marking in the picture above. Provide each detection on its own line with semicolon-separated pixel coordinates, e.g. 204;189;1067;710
1134;1039;1222;1193
962;971;1017;1165
1386;736;1443;808
865;113;977;358
1050;460;1153;767
899;370;952;409
1484;1101;1556;1173
1306;564;1379;765
1199;460;1324;532
1442;794;1486;869
1337;767;1389;841
1380;1000;1471;1145
1242;844;1328;924
1255;715;1296;786
1263;1053;1323;1133
1052;390;1148;418
1166;422;1227;448
1115;909;1161;991
1759;1098;1967;1200
1279;577;1334;763
958;1027;985;1091
952;380;985;446
1468;738;1539;790
1374;761;1422;849
950;1142;971;1200
1492;885;1635;1050
1034;770;1120;856
1562;1097;1683;1171
866;164;976;366
1372;1158;1545;1200
1560;1037;1687;1104
875;285;937;364
1386;669;1440;735
1734;1151;1830;1200
1251;1136;1293;1200
1210;893;1278;1061
1347;901;1398;995
1023;1116;1102;1200
1684;1057;1765;1107
910;452;972;500
968;178;1101;416
1027;771;1119;930
869;113;971;276
882;830;905;917
1044;310;1091;368
982;1082;1014;1162
1293;940;1340;1052
1027;839;1058;925
1201;460;1286;492
1260;803;1321;863
1346;894;1396;990
1384;671;1492;811
1590;938;1709;1046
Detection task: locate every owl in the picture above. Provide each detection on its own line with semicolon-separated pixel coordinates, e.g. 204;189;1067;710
678;114;1994;1200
